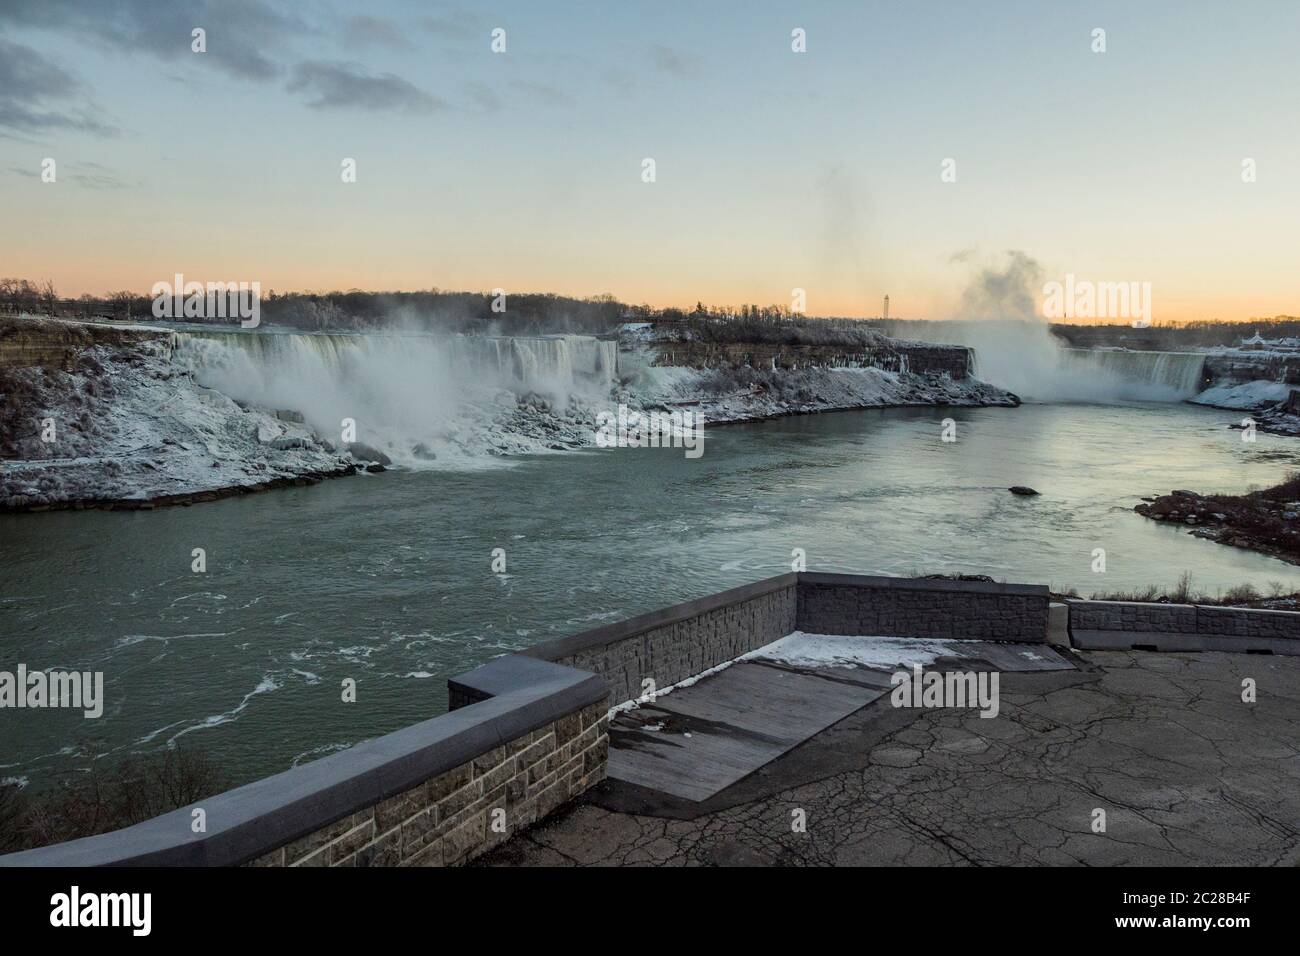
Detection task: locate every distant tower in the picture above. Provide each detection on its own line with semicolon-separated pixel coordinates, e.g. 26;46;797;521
883;295;889;320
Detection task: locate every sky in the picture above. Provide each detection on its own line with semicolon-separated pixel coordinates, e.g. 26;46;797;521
1;0;1297;323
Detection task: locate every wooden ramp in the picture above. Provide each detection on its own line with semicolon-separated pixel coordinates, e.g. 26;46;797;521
607;642;1073;802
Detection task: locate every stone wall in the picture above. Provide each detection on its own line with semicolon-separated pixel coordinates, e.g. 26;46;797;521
798;573;1051;643
524;576;799;707
1068;599;1300;654
0;655;606;868
521;573;1050;710
9;573;1291;869
250;700;607;868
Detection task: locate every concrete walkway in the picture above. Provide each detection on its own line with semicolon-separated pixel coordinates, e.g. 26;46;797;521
607;640;1073;802
480;650;1300;866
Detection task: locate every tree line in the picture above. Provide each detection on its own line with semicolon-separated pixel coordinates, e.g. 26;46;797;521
0;279;859;337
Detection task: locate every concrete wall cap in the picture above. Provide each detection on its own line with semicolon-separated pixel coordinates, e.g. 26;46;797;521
801;572;1049;598
524;573;798;663
1;656;604;867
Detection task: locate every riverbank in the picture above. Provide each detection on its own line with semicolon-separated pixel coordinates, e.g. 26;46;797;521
1188;378;1300;437
1;317;1018;513
0;331;371;513
1135;475;1300;567
623;362;1018;427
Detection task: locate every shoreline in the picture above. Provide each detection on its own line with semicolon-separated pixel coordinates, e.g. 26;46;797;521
0;463;362;515
672;392;1019;429
1135;485;1300;569
3;322;1019;515
1;392;1018;515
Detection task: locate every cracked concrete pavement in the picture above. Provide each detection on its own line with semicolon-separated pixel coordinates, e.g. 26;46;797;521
478;649;1300;866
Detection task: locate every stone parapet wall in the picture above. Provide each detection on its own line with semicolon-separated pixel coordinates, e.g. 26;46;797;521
524;576;799;707
798;573;1051;643
13;574;1283;869
522;573;1051;709
1068;600;1197;633
0;655;606;868
250;700;607;868
1068;599;1300;654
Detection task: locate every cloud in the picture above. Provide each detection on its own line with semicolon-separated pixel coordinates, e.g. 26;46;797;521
508;81;570;106
463;82;502;112
649;44;700;76
603;68;635;94
0;2;443;122
0;0;304;82
7;159;135;187
68;160;137;189
288;61;443;113
342;15;412;51
956;250;1044;321
419;7;484;39
0;38;120;137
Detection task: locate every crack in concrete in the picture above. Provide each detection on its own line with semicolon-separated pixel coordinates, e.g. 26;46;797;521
477;649;1300;867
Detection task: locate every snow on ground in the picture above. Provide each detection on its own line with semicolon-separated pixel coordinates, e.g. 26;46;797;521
611;630;1041;717
746;631;985;670
1;338;358;507
1191;379;1293;411
624;363;1015;424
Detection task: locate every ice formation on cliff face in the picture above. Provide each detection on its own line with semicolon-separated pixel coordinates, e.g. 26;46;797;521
1;338;355;507
1;325;1016;509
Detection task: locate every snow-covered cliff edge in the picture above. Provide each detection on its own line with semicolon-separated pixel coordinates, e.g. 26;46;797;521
1;318;1018;512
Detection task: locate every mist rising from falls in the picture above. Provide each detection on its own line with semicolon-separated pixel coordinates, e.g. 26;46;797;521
172;330;618;466
923;320;1203;402
924;250;1204;402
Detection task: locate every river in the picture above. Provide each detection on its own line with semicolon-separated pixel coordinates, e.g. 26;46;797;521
3;399;1299;791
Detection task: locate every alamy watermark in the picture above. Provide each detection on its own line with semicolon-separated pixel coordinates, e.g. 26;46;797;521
50;886;150;936
151;273;260;328
1041;274;1152;328
890;665;999;718
0;664;104;718
595;405;705;459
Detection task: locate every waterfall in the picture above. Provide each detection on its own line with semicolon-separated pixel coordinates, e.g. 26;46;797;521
176;330;617;398
1060;348;1206;397
170;329;618;465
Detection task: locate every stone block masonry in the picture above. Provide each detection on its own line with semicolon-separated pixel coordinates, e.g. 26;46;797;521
798;573;1051;644
521;573;1050;711
0;654;607;867
17;573;1285;869
1069;599;1300;655
523;576;799;708
250;701;608;867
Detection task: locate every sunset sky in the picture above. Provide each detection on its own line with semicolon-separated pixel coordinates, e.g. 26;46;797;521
2;0;1297;322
